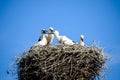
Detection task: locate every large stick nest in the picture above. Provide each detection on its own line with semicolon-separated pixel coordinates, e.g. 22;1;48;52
16;44;107;80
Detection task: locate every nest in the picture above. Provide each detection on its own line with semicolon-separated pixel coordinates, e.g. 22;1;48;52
16;44;107;80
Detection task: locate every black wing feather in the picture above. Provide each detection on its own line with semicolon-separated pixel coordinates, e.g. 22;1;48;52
38;36;42;42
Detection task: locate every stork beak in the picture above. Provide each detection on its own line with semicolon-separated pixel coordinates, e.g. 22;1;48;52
49;31;55;34
81;38;84;41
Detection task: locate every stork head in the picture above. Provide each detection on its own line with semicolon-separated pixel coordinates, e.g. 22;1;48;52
80;35;84;41
41;29;47;34
54;30;59;35
49;27;54;33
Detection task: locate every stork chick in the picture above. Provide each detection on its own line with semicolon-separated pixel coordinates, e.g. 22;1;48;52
80;35;84;46
34;29;48;46
54;30;75;45
47;27;55;46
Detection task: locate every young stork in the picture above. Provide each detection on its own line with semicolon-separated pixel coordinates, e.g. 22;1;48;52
54;30;75;45
80;35;85;46
47;27;55;46
34;29;48;46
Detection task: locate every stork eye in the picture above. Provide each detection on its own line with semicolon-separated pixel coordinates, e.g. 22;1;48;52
42;30;46;33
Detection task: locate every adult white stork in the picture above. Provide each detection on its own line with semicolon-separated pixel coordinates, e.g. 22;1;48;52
80;35;84;46
47;27;55;46
34;29;48;46
54;30;75;45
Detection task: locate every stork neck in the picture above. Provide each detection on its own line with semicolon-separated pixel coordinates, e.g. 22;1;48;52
55;33;60;41
42;34;46;38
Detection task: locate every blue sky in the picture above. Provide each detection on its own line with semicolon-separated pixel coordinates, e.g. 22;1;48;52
0;0;120;80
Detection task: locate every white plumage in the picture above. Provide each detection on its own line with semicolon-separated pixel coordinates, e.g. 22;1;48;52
47;27;55;45
80;35;84;46
34;29;48;46
54;30;75;45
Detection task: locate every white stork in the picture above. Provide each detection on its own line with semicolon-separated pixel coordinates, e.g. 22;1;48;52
54;30;75;45
34;29;48;46
47;27;55;46
80;35;84;46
